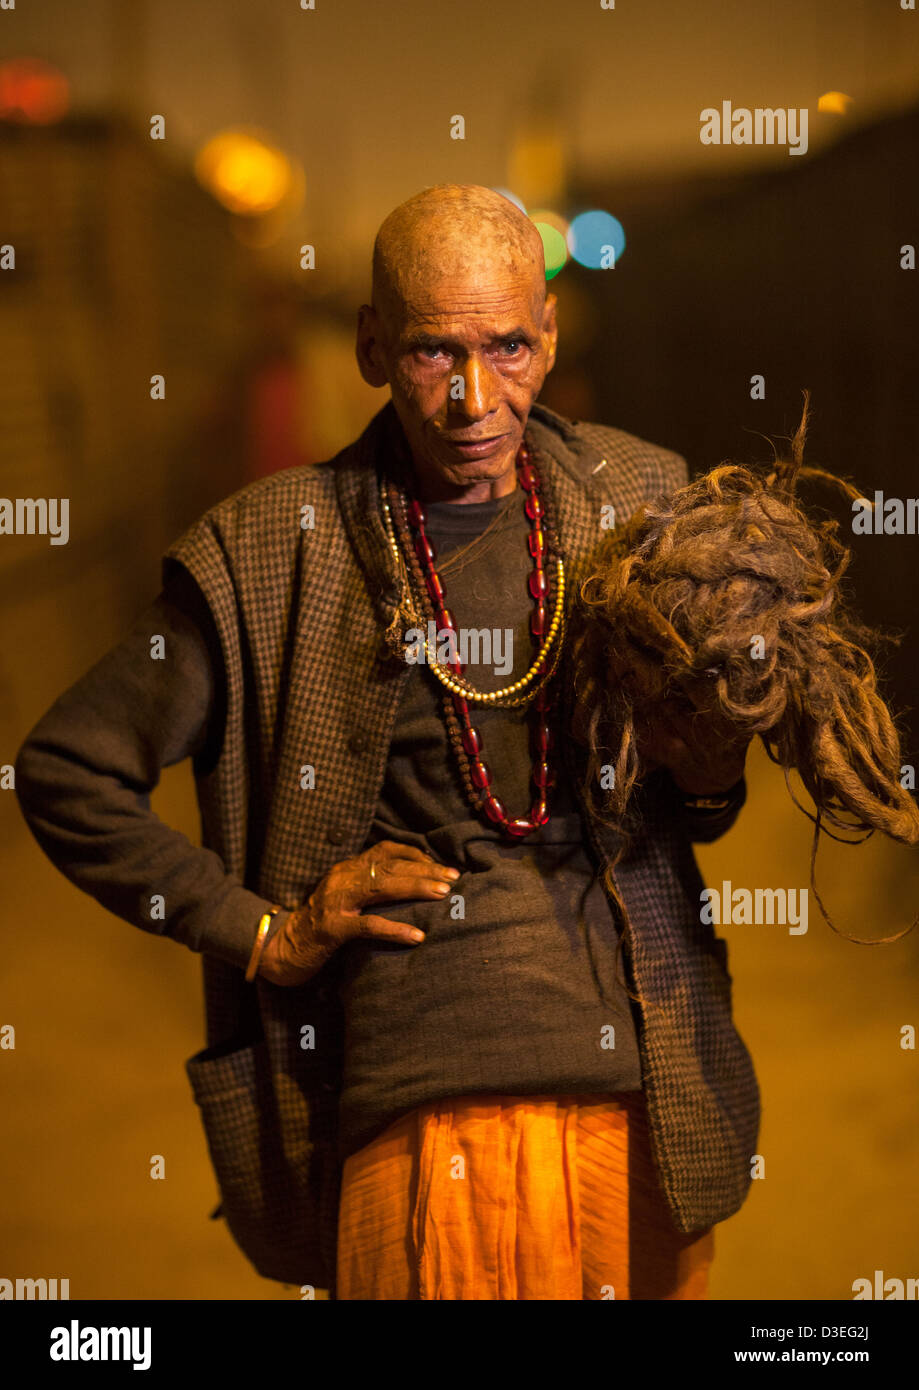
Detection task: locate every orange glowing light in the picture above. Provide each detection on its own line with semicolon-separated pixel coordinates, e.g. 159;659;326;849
0;58;70;125
195;130;294;216
529;208;568;237
508;131;565;205
817;91;853;115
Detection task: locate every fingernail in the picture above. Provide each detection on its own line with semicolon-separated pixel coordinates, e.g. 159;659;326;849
432;881;451;894
410;930;425;942
443;867;461;880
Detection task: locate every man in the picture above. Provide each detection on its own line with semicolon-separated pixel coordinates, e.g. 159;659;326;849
14;183;757;1300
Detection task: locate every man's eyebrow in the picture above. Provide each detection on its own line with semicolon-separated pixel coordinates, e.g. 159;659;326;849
403;331;451;349
403;327;537;350
497;326;537;345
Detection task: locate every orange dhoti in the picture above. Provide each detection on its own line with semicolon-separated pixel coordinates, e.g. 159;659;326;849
335;1092;714;1300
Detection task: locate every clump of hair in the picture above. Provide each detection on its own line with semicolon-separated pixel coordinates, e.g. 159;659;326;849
573;391;919;944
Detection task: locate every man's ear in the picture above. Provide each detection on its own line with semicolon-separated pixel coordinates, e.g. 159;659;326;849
355;305;390;388
541;292;558;374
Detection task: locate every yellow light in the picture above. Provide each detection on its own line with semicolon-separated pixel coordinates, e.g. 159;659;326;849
529;208;569;238
817;91;853;115
508;131;565;205
195;130;293;216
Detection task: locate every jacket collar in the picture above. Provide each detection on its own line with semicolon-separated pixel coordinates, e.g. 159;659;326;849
333;396;612;627
332;400;403;619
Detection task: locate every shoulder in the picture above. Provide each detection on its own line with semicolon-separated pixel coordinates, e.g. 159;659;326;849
160;453;356;645
163;453;346;578
529;401;689;499
187;457;340;536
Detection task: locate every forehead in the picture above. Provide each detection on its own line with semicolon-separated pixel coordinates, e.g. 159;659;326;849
392;274;544;345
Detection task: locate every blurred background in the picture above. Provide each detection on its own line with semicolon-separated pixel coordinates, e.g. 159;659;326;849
1;0;918;1300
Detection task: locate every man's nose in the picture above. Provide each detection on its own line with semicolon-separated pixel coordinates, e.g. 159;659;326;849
458;355;500;418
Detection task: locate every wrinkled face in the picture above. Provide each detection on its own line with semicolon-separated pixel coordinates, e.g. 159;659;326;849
357;251;557;502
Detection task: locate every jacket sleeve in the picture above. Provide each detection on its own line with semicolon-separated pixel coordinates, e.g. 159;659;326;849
13;569;291;971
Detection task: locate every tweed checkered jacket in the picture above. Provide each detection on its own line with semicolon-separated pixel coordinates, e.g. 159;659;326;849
164;398;760;1293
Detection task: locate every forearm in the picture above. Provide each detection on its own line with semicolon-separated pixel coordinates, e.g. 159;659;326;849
15;750;290;966
13;583;288;973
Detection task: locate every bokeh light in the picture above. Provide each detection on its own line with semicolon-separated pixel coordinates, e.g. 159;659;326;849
0;58;70;125
529;209;569;280
529;207;568;237
507;130;565;206
195;129;295;216
817;91;854;115
568;209;626;270
491;187;527;214
534;223;567;280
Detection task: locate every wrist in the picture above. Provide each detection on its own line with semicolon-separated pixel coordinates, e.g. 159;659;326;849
245;905;282;983
259;901;332;986
258;927;308;987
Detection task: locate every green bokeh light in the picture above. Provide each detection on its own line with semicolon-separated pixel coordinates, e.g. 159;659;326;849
534;222;568;280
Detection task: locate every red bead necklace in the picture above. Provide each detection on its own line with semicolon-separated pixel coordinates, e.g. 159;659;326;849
402;441;562;839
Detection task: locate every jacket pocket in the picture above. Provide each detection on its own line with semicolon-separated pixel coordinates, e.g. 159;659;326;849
186;1036;329;1288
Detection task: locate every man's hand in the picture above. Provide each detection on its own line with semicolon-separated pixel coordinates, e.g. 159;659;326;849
634;689;751;796
258;841;461;987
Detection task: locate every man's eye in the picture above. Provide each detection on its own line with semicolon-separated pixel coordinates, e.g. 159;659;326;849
501;340;523;354
420;345;447;359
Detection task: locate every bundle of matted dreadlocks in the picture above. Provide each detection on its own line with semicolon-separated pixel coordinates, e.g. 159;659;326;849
575;393;919;943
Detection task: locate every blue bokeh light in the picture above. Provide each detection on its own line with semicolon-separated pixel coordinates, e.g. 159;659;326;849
567;210;626;269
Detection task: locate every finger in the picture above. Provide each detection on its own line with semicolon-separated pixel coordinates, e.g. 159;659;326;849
365;844;457;884
340;858;451;912
369;841;434;866
382;856;458;881
360;871;457;906
348;914;427;946
370;856;459;886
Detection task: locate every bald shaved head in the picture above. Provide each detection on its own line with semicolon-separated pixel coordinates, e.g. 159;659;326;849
356;183;558;504
372;184;547;335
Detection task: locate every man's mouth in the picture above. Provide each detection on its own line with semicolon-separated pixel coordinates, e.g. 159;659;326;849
444;433;508;458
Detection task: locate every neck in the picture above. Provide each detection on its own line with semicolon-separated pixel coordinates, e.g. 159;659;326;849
414;470;519;505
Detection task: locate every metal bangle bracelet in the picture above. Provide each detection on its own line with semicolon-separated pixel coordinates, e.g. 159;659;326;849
245;904;282;983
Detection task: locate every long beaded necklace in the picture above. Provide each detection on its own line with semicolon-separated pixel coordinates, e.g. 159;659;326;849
380;440;567;839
